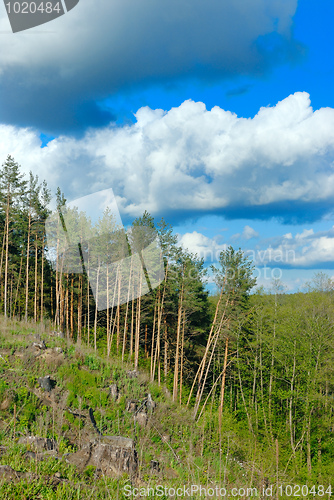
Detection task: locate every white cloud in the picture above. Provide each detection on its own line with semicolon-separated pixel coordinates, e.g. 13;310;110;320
178;231;226;262
251;226;334;268
1;92;334;223
243;225;259;239
232;225;259;240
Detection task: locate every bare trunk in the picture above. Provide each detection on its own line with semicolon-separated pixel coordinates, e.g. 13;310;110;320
13;252;23;318
94;259;101;351
66;274;69;338
134;294;141;369
87;245;90;346
0;230;6;283
40;234;44;323
70;274;74;337
4;194;10;318
130;290;134;359
164;317;168;378
34;237;38;322
122;257;131;360
219;336;229;418
173;281;184;402
150;301;157;381
179;310;185;404
78;274;82;340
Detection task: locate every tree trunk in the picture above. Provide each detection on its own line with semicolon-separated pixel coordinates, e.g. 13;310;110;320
34;236;38;322
40;234;44;323
13;252;23;318
78;274;82;340
164;317;168;379
4;193;10;318
70;274;74;338
94;259;101;351
150;301;157;381
179;310;186;404
173;281;184;402
219;336;229;418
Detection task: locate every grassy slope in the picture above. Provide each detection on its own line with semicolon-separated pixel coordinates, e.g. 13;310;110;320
0;316;304;499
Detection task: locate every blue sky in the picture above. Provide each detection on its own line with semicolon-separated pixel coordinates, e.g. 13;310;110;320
0;0;333;293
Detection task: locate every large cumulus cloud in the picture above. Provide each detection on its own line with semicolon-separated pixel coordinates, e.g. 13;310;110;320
0;0;301;132
1;92;334;224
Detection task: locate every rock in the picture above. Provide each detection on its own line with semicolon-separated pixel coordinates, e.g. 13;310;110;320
0;465;22;482
32;340;46;350
150;460;160;473
126;369;139;379
38;375;55;392
146;393;156;412
25;451;40;460
109;384;119;401
54;347;63;353
66;436;137;478
65;445;91;470
24;450;59;462
0;398;11;411
126;400;139;412
135;411;148;427
18;436;57;452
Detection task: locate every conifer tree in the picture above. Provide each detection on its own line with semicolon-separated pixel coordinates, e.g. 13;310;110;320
0;156;27;317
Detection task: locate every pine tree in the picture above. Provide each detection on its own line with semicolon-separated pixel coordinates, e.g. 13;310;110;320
0;156;27;317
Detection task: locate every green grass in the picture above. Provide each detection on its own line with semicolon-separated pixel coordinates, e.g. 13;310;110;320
0;315;328;498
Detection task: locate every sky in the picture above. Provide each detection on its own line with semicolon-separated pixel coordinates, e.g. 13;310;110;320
0;0;333;293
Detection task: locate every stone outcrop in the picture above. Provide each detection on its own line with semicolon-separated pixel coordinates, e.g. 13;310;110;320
66;436;138;478
146;393;156;412
126;399;139;412
32;340;47;350
109;383;119;401
126;369;139;379
18;436;57;452
38;375;55;392
134;411;148;427
0;465;22;482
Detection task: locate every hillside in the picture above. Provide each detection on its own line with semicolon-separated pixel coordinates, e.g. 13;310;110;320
1;307;333;499
0;315;298;499
0;316;251;499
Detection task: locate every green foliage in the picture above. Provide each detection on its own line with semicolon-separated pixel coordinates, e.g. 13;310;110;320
84;354;101;371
